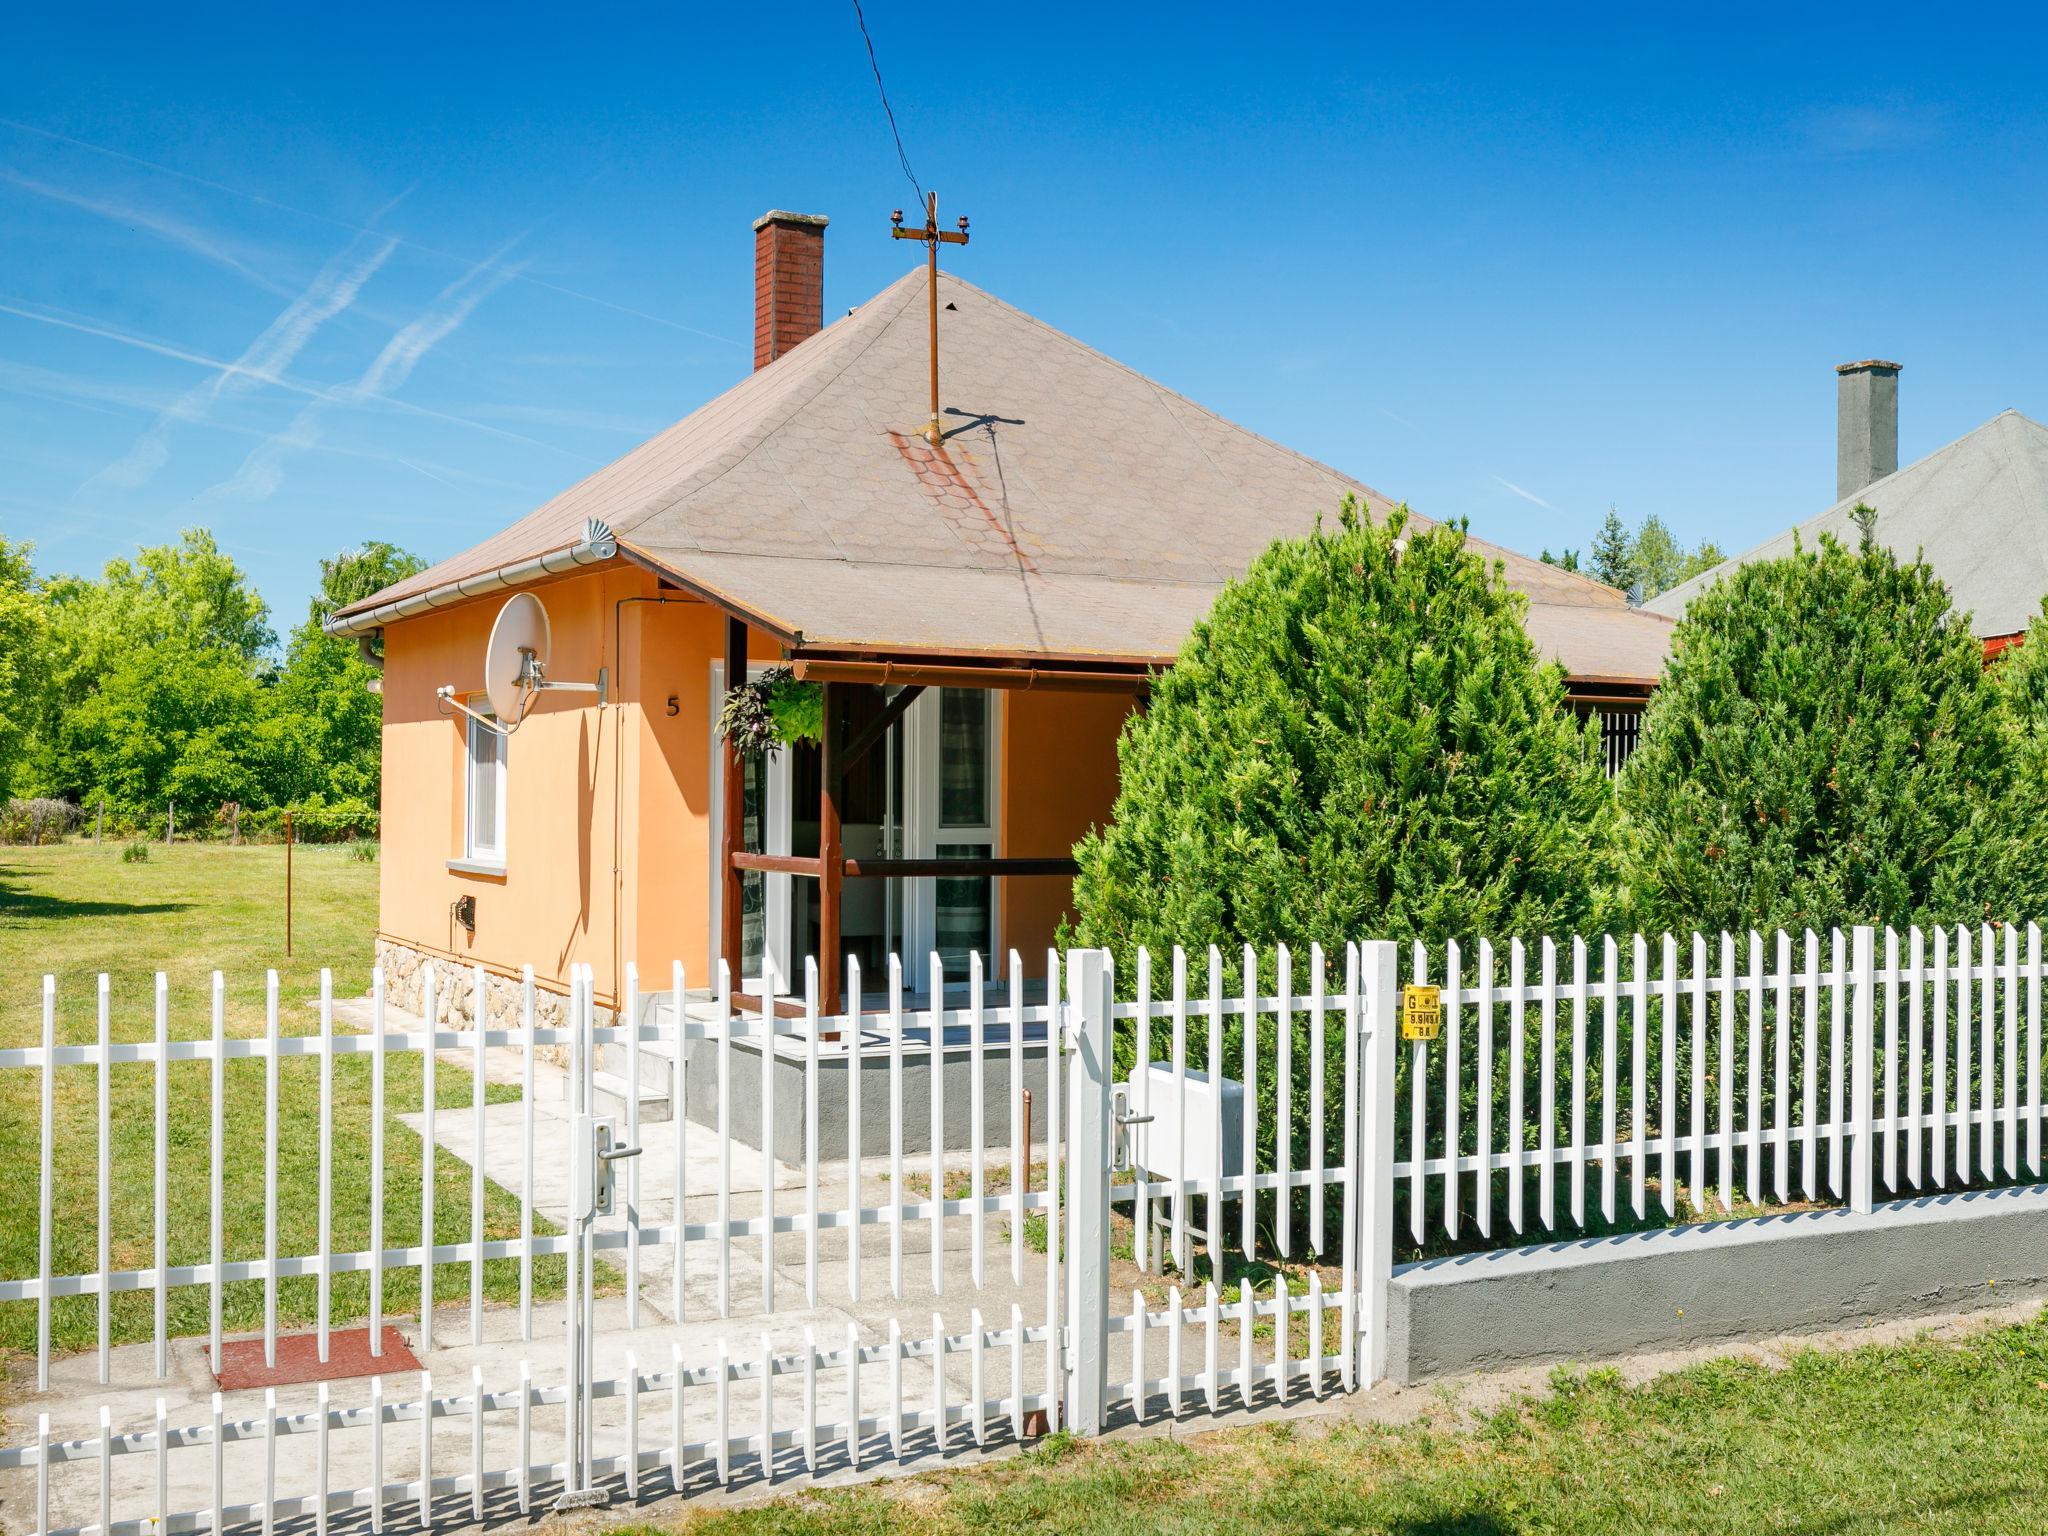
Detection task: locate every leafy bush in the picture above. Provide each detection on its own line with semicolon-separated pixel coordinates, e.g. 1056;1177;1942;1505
0;797;81;845
121;840;149;863
1069;499;1617;1243
1073;498;1615;968
717;666;823;754
240;800;379;843
1617;530;2015;933
349;840;378;863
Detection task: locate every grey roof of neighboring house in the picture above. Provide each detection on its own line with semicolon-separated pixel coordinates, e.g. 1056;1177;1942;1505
1645;409;2048;638
338;266;1674;681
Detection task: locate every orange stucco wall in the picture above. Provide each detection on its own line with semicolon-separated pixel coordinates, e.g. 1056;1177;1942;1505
377;565;779;1006
997;688;1133;956
376;562;1131;997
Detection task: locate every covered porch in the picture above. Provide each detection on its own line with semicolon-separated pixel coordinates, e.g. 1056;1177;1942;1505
711;614;1150;1013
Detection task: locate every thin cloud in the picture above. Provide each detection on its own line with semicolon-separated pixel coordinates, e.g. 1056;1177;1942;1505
206;247;528;503
90;232;398;490
2;117;741;346
0;169;291;297
1493;475;1553;509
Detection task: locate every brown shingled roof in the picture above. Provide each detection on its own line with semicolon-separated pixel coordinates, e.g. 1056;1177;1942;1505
338;267;1672;682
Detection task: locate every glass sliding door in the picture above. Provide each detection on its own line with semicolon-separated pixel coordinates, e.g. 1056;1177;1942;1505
929;688;995;977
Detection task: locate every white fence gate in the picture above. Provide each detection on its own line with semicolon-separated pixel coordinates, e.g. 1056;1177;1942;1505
0;942;1399;1535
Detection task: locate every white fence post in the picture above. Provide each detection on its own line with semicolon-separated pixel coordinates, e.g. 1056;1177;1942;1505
1851;925;1877;1216
1359;940;1399;1386
1063;948;1113;1436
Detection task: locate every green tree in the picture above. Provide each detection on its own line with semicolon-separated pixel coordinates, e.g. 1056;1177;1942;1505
59;643;268;820
1072;498;1617;967
271;541;424;806
1589;507;1636;592
1630;515;1725;601
1617;534;2009;934
1540;547;1581;572
0;538;47;794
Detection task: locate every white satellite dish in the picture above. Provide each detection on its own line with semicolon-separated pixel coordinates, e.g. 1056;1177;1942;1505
437;591;606;735
485;592;552;724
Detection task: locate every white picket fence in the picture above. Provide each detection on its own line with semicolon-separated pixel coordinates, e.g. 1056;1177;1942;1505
1394;923;2048;1243
15;920;2043;1533
0;944;1384;1535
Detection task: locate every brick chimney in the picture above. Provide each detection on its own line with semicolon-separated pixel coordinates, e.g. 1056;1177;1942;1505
1836;359;1901;501
753;210;828;370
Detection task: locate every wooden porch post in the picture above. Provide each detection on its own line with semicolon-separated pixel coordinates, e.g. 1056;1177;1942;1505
818;682;845;1013
720;615;747;981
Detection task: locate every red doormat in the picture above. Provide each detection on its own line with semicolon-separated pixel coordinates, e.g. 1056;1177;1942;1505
213;1327;420;1390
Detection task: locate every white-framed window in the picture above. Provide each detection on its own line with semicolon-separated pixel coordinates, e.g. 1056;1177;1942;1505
465;709;508;864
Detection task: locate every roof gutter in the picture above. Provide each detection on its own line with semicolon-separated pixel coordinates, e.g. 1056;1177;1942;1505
321;519;619;638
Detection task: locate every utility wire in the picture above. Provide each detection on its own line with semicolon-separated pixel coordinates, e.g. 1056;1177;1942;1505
851;0;923;200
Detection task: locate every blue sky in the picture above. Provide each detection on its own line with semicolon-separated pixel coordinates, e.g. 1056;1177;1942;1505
6;4;2047;634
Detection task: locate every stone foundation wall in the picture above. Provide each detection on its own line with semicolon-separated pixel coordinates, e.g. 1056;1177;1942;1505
374;940;613;1066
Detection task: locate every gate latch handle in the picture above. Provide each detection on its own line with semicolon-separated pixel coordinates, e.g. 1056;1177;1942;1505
599;1143;643;1162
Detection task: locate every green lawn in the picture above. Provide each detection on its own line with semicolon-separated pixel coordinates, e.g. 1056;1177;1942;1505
629;1309;2048;1535
0;840;567;1358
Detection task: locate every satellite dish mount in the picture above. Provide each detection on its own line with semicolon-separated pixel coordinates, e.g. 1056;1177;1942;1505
437;592;607;736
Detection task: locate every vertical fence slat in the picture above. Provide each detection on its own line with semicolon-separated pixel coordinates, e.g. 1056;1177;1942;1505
1477;938;1494;1239
929;955;945;1299
520;966;536;1341
1981;924;1997;1181
1443;939;1461;1241
1689;934;1708;1217
1277;944;1293;1258
1746;933;1764;1207
1538;937;1557;1231
264;966;280;1376
763;963;780;1314
1569;935;1587;1228
1243;944;1260;1255
420;965;437;1354
154;972;168;1377
1908;927;1925;1189
1207;945;1224;1271
97;975;111;1384
1045;947;1063;1432
625;962;641;1329
888;954;904;1302
718;958;734;1319
1956;925;1973;1186
368;968;387;1359
1313;942;1331;1254
2004;922;2020;1179
1011;951;1026;1288
1508;938;1526;1234
1802;930;1820;1200
1339;943;1360;1391
211;970;227;1372
1933;925;1950;1187
1715;933;1733;1215
1773;932;1791;1203
806;957;821;1307
1828;928;1846;1199
670;960;686;1326
1631;935;1648;1220
1410;939;1428;1244
1600;935;1617;1226
320;969;335;1362
971;950;988;1286
1660;934;1677;1218
1851;926;1876;1214
1883;928;1900;1193
848;954;864;1307
2030;922;2043;1177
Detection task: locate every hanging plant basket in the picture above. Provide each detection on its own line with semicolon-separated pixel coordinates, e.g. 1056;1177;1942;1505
717;666;823;755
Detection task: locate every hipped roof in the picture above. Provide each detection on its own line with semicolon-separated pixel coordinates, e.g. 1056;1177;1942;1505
337;267;1673;682
1646;409;2048;639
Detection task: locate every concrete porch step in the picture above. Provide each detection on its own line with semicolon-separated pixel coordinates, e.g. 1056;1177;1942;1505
587;1066;673;1124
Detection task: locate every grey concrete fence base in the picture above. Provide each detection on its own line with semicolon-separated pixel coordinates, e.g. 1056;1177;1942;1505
1387;1182;2048;1384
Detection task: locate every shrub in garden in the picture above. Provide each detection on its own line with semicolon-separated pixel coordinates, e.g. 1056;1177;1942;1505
121;840;149;863
1070;499;1618;1249
1617;531;2017;934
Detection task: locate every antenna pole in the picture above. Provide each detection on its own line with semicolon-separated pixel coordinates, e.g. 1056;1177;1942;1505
891;193;969;446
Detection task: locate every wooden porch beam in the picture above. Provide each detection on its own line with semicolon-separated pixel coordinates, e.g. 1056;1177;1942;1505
841;855;1079;879
818;682;846;1012
719;614;747;981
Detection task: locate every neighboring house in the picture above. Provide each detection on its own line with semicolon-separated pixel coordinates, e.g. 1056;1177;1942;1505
326;209;1673;1018
1648;361;2048;655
